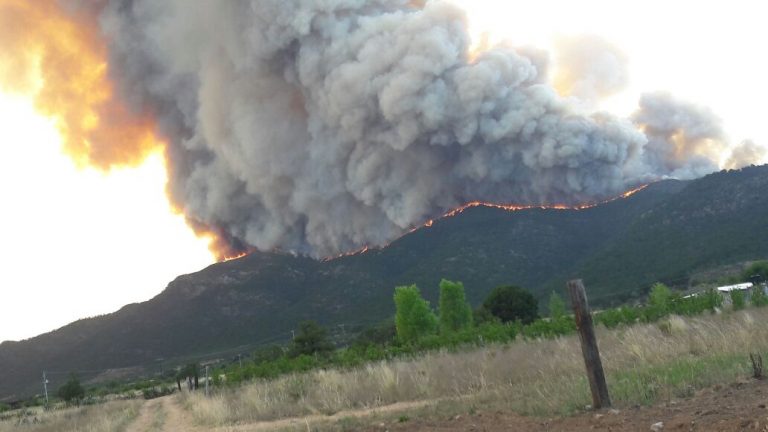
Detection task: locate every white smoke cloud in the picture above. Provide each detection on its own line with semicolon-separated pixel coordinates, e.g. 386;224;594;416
632;92;726;179
65;0;757;257
554;34;629;105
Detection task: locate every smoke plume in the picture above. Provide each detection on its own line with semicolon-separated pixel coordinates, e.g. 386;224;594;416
28;0;763;257
554;35;629;105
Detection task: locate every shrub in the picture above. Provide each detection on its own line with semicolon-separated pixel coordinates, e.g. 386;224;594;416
57;374;85;404
548;291;566;319
438;279;473;334
596;306;640;328
730;289;746;311
482;285;538;324
752;285;768;307
291;321;334;357
394;285;438;343
521;316;576;339
742;261;768;283
644;283;673;321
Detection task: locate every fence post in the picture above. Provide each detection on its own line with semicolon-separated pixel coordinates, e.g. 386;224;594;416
567;279;611;409
205;365;210;397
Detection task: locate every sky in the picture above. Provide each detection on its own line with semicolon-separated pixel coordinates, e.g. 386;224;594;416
1;0;766;342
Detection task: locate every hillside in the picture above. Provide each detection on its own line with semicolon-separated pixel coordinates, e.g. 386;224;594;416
3;165;768;400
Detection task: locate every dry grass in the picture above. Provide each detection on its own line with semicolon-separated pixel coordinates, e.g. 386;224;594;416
183;308;768;427
0;400;141;432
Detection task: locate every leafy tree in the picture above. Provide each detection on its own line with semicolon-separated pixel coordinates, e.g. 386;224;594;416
291;320;334;356
394;285;438;343
548;291;566;319
57;374;85;404
438;279;473;333
482;285;538;324
731;289;746;310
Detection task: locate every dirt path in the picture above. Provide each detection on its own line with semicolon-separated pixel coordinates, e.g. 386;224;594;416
125;396;202;432
210;399;436;432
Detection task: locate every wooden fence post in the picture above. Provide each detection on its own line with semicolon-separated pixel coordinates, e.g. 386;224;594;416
567;279;611;409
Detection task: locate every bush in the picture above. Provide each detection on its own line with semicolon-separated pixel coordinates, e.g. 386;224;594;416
438;279;473;334
521;316;576;339
730;289;746;310
742;261;768;283
394;285;438;343
57;374;85;404
752;285;768;307
482;285;539;324
548;291;566;319
291;321;334;357
595;306;640;328
644;283;673;322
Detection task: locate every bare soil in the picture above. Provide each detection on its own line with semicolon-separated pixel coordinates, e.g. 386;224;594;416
362;379;768;432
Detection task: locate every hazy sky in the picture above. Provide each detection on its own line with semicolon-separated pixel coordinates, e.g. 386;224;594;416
1;0;766;342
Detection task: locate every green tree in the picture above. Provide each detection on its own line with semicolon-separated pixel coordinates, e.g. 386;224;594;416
548;291;566;319
482;285;538;324
394;285;438;343
644;282;672;321
438;279;473;333
57;374;85;404
291;320;334;356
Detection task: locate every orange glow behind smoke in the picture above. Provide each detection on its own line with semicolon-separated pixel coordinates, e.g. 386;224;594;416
0;0;241;259
0;0;157;168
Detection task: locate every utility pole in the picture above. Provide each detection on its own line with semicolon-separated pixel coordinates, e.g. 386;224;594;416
42;372;49;407
204;365;210;397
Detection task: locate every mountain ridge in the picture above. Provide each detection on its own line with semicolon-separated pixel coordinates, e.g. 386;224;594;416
3;165;768;400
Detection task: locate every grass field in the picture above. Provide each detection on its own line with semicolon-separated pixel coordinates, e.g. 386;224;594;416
3;308;766;431
0;400;141;432
179;308;767;427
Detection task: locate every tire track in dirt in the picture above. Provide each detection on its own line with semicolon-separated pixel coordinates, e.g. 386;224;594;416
209;399;437;432
125;395;203;432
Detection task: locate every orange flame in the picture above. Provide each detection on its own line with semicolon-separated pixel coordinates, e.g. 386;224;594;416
0;0;158;168
323;184;650;261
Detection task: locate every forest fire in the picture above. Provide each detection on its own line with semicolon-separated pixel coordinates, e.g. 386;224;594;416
320;184;650;262
2;0;748;264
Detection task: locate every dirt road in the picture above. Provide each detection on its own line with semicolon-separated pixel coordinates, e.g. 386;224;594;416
125;396;201;432
125;378;768;431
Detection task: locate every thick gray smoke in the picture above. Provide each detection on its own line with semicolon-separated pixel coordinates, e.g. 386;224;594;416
71;0;751;256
